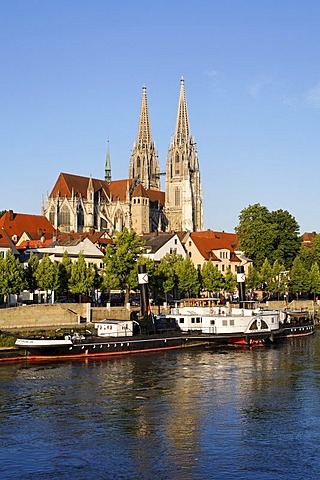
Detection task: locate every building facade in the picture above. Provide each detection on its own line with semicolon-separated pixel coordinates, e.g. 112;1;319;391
43;79;203;235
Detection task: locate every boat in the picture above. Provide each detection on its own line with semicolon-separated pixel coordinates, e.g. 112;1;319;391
277;309;315;338
161;297;281;345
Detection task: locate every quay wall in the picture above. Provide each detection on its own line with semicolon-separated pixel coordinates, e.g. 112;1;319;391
0;304;158;331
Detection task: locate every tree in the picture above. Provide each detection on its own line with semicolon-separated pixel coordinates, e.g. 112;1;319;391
288;257;310;298
157;252;184;300
176;255;199;298
102;228;144;304
246;264;261;290
270;260;286;295
24;252;39;292
35;255;59;302
270;209;301;268
0;251;25;305
259;258;272;290
309;263;320;301
201;261;223;296
224;267;238;295
236;203;301;269
58;250;73;294
69;253;95;299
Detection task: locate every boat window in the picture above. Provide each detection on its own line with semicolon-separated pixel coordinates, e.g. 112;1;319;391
222;320;228;327
230;319;235;326
191;318;195;323
196;317;201;323
179;318;184;323
210;320;215;325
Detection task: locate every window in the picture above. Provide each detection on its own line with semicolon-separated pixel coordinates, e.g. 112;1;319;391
196;317;201;323
175;152;180;175
174;238;177;245
174;187;180;207
222;320;228;327
210;320;215;325
49;207;55;225
191;318;195;323
179;318;184;324
222;264;225;272
189;251;192;257
59;205;70;227
230;319;235;326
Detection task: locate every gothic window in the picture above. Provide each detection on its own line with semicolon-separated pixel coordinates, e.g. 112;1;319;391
59;205;70;228
174;187;180;207
77;204;84;233
175;153;180;175
49;207;55;225
137;157;141;177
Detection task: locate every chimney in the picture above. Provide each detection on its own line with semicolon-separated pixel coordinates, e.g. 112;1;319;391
9;210;14;221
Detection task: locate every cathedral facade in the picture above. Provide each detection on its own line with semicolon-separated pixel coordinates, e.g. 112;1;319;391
43;78;203;235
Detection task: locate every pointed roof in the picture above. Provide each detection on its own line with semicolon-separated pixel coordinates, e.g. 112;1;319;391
175;76;190;144
137;86;152;148
105;140;111;183
49;173;111;199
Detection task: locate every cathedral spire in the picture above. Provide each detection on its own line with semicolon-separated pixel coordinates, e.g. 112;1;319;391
105;140;111;183
137;85;152;148
129;85;160;190
175;76;190;144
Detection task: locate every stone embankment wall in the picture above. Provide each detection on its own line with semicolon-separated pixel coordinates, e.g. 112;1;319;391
0;303;154;331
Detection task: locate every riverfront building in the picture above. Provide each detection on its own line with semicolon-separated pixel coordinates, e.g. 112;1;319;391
43;78;203;235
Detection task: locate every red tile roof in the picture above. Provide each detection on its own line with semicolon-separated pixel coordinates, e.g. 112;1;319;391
50;173;111;199
191;230;239;261
0;210;55;241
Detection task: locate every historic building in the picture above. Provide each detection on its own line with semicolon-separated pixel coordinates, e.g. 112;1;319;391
43;78;203;235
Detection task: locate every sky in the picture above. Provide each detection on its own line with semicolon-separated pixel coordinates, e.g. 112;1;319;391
1;0;320;234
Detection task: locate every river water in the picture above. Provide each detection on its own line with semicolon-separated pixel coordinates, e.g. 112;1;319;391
1;335;320;480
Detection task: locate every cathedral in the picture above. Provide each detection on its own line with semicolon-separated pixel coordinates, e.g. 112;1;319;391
43;77;203;235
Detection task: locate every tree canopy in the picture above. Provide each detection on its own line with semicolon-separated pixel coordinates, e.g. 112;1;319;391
235;203;301;269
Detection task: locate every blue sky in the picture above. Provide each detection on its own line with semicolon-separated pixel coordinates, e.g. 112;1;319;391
1;0;320;234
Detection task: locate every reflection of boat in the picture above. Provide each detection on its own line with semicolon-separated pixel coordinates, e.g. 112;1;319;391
277;310;315;338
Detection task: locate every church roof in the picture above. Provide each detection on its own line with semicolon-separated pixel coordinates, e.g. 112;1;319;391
146;189;165;206
49;172;111;198
132;183;148;197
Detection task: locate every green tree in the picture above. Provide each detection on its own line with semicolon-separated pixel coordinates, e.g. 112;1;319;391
236;203;301;269
69;253;95;300
176;255;199;298
201;261;223;296
270;260;286;295
289;257;310;299
58;250;73;294
0;251;25;305
35;255;59;302
157;252;184;301
270;209;301;268
259;258;272;290
102;228;144;304
224;267;238;295
310;263;320;301
246;264;261;290
24;252;39;292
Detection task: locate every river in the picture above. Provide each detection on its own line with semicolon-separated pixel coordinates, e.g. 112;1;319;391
0;335;320;480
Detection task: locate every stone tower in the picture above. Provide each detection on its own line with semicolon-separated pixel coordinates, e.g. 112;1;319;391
165;77;203;232
105;140;111;183
129;86;160;190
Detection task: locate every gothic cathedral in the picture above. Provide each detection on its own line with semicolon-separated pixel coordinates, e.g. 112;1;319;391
43;78;203;234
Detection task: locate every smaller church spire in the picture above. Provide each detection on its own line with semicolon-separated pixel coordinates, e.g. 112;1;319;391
105;140;111;183
175;76;190;144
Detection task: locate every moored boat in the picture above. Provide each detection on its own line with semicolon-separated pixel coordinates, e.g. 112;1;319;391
277;310;315;338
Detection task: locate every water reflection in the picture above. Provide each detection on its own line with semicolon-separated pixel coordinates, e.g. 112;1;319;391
0;338;320;479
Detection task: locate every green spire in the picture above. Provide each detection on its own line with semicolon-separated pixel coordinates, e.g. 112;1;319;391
105;140;111;183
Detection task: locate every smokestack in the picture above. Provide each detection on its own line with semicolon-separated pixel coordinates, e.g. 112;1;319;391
237;265;246;307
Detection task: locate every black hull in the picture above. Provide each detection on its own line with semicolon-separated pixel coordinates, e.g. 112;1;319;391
276;323;315;339
14;330;283;360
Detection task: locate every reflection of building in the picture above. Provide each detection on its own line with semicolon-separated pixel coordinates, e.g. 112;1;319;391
43;78;203;235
